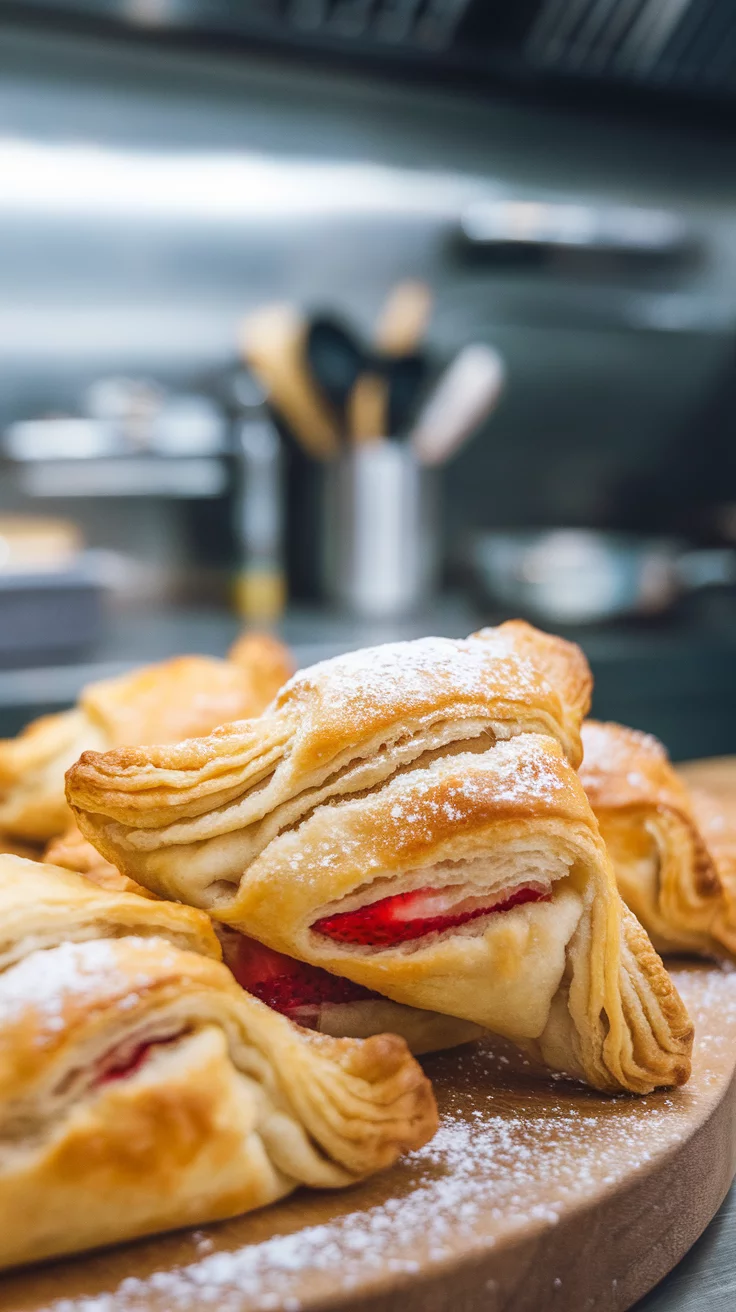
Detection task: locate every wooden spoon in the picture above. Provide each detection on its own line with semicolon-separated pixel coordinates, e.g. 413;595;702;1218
239;305;340;462
376;281;433;357
348;372;389;444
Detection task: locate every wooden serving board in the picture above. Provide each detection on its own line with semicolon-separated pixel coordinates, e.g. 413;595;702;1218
6;763;736;1312
4;963;735;1312
679;755;736;801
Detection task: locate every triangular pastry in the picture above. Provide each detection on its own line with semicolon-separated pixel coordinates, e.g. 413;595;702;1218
69;669;692;1094
0;935;435;1269
0;633;293;844
580;721;727;957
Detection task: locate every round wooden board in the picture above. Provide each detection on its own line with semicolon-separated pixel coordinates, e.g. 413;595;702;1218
3;962;736;1312
679;756;736;801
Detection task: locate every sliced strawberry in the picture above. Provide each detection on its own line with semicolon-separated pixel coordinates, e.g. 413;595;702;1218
313;884;550;946
98;1041;153;1085
221;930;378;1021
96;1033;186;1086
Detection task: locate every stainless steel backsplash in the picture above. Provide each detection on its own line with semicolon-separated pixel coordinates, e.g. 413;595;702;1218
1;20;735;577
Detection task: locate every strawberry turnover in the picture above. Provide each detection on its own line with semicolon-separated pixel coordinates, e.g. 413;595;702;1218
67;628;697;1093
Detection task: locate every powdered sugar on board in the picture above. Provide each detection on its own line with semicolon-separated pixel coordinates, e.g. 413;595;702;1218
11;962;736;1312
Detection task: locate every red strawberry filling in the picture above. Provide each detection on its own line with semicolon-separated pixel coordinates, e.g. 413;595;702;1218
220;931;379;1023
96;1034;182;1086
313;883;550;946
215;883;551;1024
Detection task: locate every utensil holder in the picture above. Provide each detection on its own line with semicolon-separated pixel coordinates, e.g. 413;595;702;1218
324;443;439;618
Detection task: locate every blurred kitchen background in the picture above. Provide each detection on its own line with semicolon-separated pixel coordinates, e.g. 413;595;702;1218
2;0;736;757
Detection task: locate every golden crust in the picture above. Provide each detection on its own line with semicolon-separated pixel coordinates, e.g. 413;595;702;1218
582;720;697;820
580;721;724;956
609;903;693;1089
233;737;594;928
229;737;691;1094
0;936;436;1269
0;853;220;974
268;621;586;772
472;619;592;752
81;654;277;750
688;787;736;955
0;638;293;845
66;632;690;1093
0;709;98;842
43;825;155;899
689;788;736;882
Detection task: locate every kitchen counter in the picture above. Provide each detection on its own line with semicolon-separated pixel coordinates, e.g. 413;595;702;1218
3;598;736;759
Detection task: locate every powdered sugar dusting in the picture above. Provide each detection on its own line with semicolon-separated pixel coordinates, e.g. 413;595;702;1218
386;740;568;811
30;965;736;1312
367;748;573;854
581;721;666;781
279;636;543;722
292;742;574;876
0;939;174;1038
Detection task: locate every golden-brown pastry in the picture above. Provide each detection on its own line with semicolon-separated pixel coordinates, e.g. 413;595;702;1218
473;620;592;744
687;787;736;955
213;737;693;1094
67;620;592;904
0;935;436;1270
0;637;293;845
0;853;220;974
0;708;96;843
580;721;724;957
81;655;271;749
43;824;154;898
70;708;692;1092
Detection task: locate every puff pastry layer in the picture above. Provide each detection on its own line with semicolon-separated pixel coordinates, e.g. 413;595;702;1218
0;633;292;844
687;787;736;955
580;721;725;957
0;935;435;1269
70;706;692;1093
44;824;154;898
0;853;219;974
67;621;591;906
